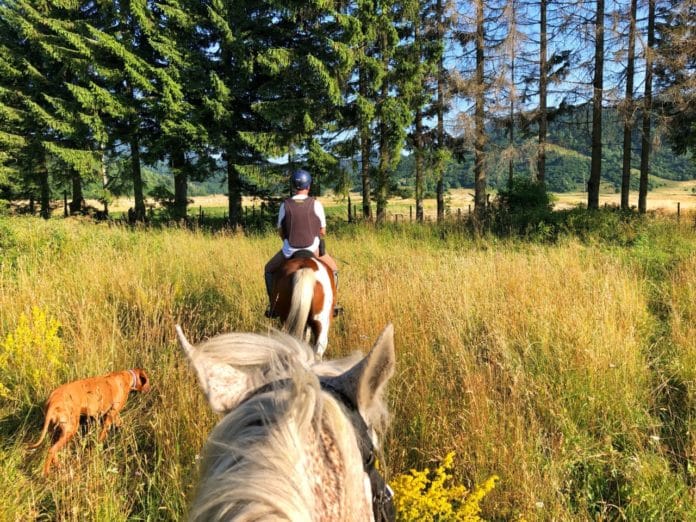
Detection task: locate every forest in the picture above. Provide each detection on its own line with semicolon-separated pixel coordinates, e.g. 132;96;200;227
0;0;695;224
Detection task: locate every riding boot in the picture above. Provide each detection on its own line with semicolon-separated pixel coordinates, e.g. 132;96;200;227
264;272;278;318
332;271;343;317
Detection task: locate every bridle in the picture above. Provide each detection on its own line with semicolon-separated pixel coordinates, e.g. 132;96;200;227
241;378;395;522
319;378;395;522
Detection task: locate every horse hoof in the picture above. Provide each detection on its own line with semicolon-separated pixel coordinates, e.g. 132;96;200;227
332;306;343;318
264;309;279;319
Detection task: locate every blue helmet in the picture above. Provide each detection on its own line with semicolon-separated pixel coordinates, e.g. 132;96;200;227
291;169;312;190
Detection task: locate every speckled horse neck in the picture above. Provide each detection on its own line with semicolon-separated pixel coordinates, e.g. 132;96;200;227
175;324;396;522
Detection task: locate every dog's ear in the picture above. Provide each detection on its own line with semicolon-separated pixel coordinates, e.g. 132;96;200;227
137;369;151;392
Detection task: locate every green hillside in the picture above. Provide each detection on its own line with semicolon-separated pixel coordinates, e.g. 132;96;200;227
392;104;696;195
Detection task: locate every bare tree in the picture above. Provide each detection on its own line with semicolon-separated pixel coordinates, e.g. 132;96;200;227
620;0;638;210
537;0;548;184
588;0;605;210
638;0;655;213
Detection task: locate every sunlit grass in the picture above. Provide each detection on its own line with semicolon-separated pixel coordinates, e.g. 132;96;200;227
0;216;694;519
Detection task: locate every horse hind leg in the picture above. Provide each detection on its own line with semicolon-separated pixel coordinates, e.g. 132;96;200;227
311;319;329;359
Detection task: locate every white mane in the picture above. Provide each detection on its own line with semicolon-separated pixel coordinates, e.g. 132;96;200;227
178;327;395;522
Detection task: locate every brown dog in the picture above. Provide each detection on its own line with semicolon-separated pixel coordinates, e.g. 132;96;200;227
28;369;151;475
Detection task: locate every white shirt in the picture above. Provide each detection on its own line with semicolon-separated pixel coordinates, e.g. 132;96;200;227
277;194;327;258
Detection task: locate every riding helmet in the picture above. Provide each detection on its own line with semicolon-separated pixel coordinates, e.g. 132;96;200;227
291;169;312;190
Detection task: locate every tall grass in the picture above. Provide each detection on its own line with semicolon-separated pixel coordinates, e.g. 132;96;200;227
0;216;694;520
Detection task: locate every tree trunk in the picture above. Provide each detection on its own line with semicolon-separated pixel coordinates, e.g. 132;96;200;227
376;81;389;224
130;135;146;221
621;0;637;210
436;0;445;223
359;68;372;221
474;0;487;216
38;147;50;220
172;148;188;221
588;0;605;210
415;107;424;223
101;146;109;216
537;0;547;184
509;4;516;189
69;170;83;214
638;0;655;214
227;157;242;227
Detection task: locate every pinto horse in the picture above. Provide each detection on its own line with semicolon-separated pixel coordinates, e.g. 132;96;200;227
270;252;336;358
175;324;396;522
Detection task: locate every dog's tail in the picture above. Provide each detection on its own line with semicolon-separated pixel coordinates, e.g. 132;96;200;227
27;411;53;449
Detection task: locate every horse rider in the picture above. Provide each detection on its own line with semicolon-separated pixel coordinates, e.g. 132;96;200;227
264;169;339;318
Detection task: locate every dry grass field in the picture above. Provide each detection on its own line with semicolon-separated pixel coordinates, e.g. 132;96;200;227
86;179;696;222
0;213;695;520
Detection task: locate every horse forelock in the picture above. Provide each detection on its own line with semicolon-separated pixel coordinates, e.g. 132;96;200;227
190;332;375;522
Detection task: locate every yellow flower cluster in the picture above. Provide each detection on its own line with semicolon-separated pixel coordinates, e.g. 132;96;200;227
390;452;498;522
0;306;65;400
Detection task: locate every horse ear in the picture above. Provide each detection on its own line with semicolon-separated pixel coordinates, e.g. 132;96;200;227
175;325;251;414
328;324;396;414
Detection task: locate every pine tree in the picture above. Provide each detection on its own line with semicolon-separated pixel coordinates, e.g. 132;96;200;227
374;0;413;223
402;0;435;223
656;1;696;159
140;0;211;221
200;0;355;226
0;0;103;217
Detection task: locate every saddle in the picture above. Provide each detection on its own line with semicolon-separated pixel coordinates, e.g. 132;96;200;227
290;249;316;260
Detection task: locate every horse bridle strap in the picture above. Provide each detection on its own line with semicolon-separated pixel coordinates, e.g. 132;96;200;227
242;379;395;522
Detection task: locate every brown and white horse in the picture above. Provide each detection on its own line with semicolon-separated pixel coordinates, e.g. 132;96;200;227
175;324;396;522
270;254;336;359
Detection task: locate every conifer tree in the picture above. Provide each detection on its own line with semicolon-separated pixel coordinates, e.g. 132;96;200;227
656;1;695;160
434;0;455;222
200;0;355;226
140;0;211;220
0;0;103;217
404;0;448;223
341;0;381;220
374;0;412;223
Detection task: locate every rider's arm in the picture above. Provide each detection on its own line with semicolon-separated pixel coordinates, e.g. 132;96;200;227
314;200;327;237
277;202;287;239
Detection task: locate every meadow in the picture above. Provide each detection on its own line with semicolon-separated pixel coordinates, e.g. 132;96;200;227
0;212;695;520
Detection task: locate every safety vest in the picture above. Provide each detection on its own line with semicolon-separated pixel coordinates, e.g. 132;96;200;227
282;197;321;249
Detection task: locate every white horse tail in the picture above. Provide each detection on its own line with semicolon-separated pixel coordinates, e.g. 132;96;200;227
286;267;315;339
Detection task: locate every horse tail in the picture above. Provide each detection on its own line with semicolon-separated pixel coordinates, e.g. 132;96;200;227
286;267;315;339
